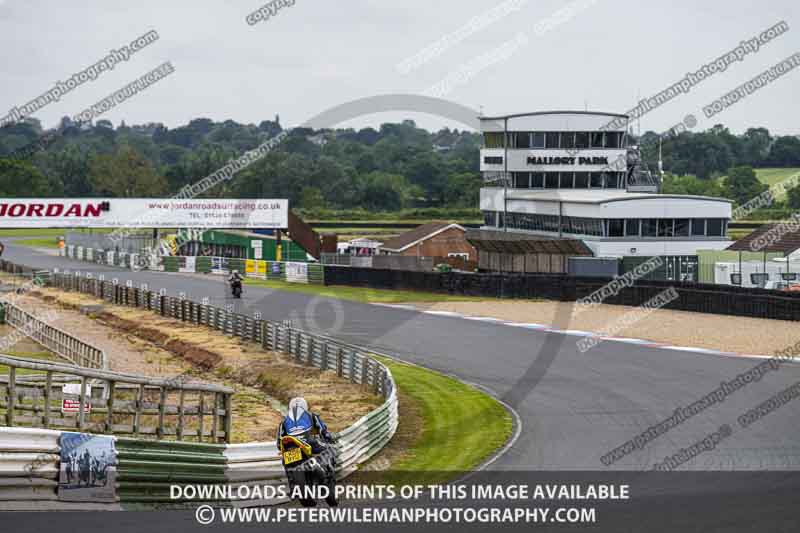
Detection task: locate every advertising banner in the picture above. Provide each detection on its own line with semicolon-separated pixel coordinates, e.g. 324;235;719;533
0;198;288;229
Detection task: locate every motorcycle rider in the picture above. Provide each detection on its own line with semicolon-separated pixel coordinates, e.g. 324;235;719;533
277;397;334;453
228;269;243;294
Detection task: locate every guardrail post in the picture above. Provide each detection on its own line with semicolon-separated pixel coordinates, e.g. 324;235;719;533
6;367;16;426
361;357;368;385
336;348;344;377
106;380;116;433
321;342;329;371
134;384;144;438
43;371;52;428
223;393;232;444
78;376;87;431
372;363;381;394
157;387;167;439
307;337;314;366
177;389;185;441
198;392;205;443
211;393;219;442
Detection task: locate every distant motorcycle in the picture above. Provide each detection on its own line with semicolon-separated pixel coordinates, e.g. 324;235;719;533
230;279;242;298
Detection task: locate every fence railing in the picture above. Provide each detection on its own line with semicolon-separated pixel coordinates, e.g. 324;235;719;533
0;354;235;442
3;303;107;369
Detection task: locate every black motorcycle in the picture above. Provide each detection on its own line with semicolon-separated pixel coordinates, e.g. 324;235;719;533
230;279;242;298
279;435;338;507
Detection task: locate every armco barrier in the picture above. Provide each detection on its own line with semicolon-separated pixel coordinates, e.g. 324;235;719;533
323;265;800;322
0;427;60;503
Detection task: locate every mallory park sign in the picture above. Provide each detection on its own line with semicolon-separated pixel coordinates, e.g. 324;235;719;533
526;156;609;166
0;199;288;229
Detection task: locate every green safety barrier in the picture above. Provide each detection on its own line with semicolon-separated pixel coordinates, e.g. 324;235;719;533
196;256;212;274
116;438;228;502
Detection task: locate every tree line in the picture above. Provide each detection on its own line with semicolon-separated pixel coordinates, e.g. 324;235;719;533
1;116;799;215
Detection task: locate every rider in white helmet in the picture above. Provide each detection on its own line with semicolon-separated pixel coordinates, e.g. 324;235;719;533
277;397;333;453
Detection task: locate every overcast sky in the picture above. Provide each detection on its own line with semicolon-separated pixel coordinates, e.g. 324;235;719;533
1;0;798;134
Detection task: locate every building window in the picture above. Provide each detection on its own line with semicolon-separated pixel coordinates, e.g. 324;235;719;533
608;219;625;237
707;218;724;236
561;132;575;149
574;172;589;188
642;219;658;237
532;172;545;188
691;219;706;236
532;132;545;148
590;132;604;148
590;172;603;188
559;172;574;188
513;172;530;188
575;132;589;149
625;219;640;237
483;211;496;227
658;219;674;237
545;173;559;188
674;219;690;236
545;132;560;149
448;252;469;260
484;156;503;165
515;132;531;148
605;132;622;148
484;132;504;148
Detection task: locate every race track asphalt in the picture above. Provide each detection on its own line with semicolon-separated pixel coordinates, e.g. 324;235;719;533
4;243;800;472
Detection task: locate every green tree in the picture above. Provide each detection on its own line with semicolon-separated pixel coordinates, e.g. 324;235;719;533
724;166;767;206
88;146;167;197
768;136;800;166
299;186;324;210
786;183;800;210
0;158;54;196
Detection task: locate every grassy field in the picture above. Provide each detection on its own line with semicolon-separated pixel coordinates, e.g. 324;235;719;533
376;356;513;484
243;278;490;304
13;237;60;249
718;167;800;201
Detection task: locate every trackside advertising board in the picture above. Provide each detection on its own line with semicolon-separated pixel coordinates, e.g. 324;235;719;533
0;198;289;229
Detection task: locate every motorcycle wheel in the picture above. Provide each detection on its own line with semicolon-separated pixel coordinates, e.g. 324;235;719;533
325;486;339;507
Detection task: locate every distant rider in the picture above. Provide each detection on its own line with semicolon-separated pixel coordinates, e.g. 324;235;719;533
228;270;243;284
277;397;334;454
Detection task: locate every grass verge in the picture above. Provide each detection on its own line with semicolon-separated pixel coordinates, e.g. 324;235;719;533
371;356;513;485
13;238;59;249
243;278;491;304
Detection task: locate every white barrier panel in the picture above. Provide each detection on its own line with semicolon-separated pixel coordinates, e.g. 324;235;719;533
0;427;61;453
0;453;59;478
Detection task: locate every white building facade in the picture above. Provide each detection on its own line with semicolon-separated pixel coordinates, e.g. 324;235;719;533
478;111;733;259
